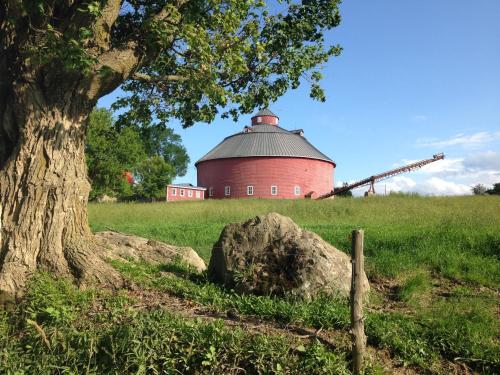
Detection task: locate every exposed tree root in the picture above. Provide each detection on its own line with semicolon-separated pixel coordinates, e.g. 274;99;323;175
62;237;127;290
0;235;127;302
0;231;206;303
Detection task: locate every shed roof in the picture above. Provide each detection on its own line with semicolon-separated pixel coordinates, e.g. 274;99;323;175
168;184;206;190
195;123;334;165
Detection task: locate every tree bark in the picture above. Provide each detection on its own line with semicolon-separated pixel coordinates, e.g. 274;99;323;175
0;0;188;300
0;80;124;298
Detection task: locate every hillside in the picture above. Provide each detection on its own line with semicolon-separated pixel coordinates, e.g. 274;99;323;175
1;196;499;374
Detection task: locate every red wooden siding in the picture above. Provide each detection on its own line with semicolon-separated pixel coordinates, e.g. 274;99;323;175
166;185;206;202
197;156;334;199
251;115;278;125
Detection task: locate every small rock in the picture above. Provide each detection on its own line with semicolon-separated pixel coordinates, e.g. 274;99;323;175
96;194;118;203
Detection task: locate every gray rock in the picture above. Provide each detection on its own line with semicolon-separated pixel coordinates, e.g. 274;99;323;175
96;231;206;272
96;194;118;203
208;213;369;300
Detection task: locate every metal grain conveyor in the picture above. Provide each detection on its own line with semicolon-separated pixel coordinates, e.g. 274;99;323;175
317;153;445;199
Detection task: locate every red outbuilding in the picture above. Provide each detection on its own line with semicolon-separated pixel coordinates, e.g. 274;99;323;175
196;109;335;199
166;184;206;202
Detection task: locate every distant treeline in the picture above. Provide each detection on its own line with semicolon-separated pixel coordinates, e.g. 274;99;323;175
86;109;189;201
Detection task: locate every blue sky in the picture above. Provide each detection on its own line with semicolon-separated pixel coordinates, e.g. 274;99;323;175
99;0;500;195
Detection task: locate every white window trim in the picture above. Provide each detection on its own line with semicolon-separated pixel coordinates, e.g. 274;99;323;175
209;187;214;197
256;117;262;123
195;191;201;198
271;185;278;195
171;188;177;196
180;189;185;197
294;186;301;196
225;186;231;196
247;185;254;196
188;190;193;197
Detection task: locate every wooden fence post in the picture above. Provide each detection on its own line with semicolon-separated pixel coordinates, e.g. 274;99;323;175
351;229;366;374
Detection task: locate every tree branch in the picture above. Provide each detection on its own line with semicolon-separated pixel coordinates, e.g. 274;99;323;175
153;0;191;22
84;0;190;102
58;0;122;50
86;41;141;101
132;72;188;83
92;0;123;51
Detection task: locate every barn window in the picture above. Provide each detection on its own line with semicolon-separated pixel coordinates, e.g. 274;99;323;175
171;188;177;196
209;187;214;197
196;191;201;199
247;186;254;196
180;189;185;197
256;117;262;123
271;186;278;195
188;190;193;197
225;186;231;196
294;186;301;195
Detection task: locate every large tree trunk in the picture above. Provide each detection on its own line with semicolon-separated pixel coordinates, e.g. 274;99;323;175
0;81;124;298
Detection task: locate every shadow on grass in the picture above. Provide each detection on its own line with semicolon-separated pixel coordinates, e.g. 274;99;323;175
158;262;208;284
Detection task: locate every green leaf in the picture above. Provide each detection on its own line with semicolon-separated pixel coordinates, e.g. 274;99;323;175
295;344;306;352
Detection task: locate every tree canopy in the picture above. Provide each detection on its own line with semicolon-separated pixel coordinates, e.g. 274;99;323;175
472;183;500;195
486;183;500;195
86;108;188;200
471;183;488;196
0;0;343;296
134;156;176;200
1;1;341;146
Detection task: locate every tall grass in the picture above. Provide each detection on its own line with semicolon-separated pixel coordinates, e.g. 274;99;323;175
89;196;500;286
3;196;497;374
88;196;500;372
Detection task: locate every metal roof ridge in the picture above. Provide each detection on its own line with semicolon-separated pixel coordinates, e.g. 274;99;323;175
196;155;335;165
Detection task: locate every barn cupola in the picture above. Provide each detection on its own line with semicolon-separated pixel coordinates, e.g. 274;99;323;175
251;108;279;125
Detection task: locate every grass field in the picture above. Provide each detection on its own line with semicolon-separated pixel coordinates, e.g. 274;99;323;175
89;195;500;287
1;196;499;374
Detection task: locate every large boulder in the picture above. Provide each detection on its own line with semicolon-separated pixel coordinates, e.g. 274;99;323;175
96;231;206;272
208;213;369;300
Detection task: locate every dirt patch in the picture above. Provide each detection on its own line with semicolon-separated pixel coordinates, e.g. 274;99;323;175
126;288;346;351
368;275;415;314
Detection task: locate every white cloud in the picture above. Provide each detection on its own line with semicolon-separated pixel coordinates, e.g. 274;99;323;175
416;131;500;148
392;157;464;178
419;157;463;174
464;151;500;171
395;151;500;184
344;150;500;196
347;176;472;196
416;178;471;195
372;176;470;196
383;176;417;193
412;115;428;122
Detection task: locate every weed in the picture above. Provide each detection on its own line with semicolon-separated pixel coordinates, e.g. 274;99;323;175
114;259;500;371
1;274;351;374
396;270;432;306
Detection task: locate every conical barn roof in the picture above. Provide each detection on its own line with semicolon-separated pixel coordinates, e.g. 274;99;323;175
195;123;334;165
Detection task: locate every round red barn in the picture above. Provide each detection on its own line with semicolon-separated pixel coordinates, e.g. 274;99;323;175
196;109;335;199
